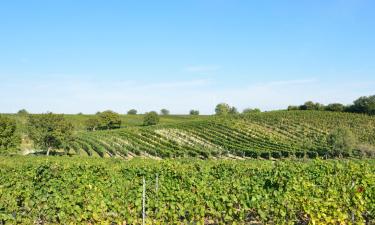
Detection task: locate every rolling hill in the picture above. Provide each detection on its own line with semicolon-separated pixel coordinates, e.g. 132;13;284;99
58;111;375;159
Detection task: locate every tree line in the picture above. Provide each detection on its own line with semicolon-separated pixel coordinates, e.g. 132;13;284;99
287;95;375;115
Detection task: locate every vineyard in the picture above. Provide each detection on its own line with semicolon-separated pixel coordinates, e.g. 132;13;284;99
66;111;375;159
0;157;374;224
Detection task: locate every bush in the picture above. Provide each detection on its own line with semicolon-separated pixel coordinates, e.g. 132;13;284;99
327;127;356;157
189;110;199;115
354;144;375;158
325;103;345;112
243;108;261;114
143;111;159;126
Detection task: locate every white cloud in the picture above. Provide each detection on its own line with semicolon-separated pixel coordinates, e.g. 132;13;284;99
0;77;373;114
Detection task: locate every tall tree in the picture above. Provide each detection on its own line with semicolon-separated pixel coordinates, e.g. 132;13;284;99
27;113;74;156
215;103;231;116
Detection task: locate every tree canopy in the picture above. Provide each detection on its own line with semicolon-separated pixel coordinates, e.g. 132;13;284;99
215;103;231;116
189;109;199;115
143;111;159;126
127;109;137;115
160;109;170;115
350;95;375;115
242;108;261;114
86;110;121;131
27;113;74;155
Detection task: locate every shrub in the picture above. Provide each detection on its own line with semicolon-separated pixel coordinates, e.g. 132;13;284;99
327;127;356;157
143;111;159;126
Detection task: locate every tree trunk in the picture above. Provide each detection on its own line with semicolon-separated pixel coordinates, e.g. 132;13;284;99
46;147;51;156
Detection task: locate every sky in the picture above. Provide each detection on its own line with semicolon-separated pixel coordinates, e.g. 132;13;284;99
0;0;374;114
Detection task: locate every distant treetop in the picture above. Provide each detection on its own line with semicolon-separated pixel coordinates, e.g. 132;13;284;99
127;109;137;115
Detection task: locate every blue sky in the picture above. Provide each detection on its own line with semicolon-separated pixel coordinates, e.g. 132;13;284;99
1;0;374;114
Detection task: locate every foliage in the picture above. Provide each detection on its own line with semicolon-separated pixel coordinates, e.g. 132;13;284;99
350;95;375;115
86;111;121;131
326;103;345;112
127;109;137;115
0;157;374;224
289;95;375;116
287;105;299;110
160;109;170;115
97;110;122;130
242;108;261;114
229;106;239;115
27;113;74;155
299;101;324;110
327;127;357;157
0;116;20;154
189;109;199;115
215;103;231;116
85;117;101;131
143;111;159;126
17;109;29;116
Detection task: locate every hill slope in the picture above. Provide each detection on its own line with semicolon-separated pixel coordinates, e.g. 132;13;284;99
65;111;375;158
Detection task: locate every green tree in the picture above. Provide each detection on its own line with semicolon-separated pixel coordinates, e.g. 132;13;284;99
97;110;122;129
299;101;324;110
229;106;239;115
143;111;159;126
27;113;74;156
325;103;345;112
17;109;29;116
243;108;261;114
350;95;375;115
215;103;231;116
327;127;356;157
0;116;20;154
85;117;101;131
189;109;199;115
127;109;137;115
160;109;170;115
287;105;299;111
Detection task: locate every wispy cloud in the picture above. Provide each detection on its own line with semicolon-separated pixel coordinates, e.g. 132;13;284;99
0;77;373;114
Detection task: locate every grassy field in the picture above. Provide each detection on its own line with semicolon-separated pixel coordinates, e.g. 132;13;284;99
1;156;374;224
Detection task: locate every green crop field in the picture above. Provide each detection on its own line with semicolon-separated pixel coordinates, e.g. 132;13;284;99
2;110;375;224
1;157;374;224
55;111;375;159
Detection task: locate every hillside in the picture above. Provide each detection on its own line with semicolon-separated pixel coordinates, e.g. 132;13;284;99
55;111;375;159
